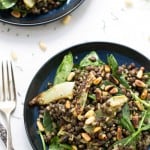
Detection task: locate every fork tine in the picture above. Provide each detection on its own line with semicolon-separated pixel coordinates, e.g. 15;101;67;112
10;62;16;101
1;61;16;101
7;61;11;100
1;61;6;100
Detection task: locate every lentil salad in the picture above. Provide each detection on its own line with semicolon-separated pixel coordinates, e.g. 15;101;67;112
29;51;150;150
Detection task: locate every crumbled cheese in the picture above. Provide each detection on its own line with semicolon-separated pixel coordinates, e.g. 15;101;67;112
39;41;47;51
62;15;72;25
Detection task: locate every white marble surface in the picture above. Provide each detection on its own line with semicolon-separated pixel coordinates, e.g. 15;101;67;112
0;0;150;149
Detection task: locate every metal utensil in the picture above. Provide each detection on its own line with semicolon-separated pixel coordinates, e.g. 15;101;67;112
0;61;16;150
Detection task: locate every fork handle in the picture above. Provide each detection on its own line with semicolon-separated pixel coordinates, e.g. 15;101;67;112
5;113;14;150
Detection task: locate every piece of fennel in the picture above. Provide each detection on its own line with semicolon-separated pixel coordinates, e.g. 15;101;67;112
29;82;75;105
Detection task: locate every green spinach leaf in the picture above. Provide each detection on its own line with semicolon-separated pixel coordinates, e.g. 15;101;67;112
0;0;17;9
80;51;104;67
43;111;54;132
120;103;135;133
107;54;118;75
54;52;73;85
49;136;72;150
119;75;130;89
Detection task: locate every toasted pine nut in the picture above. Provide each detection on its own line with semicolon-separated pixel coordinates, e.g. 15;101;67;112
62;15;72;25
140;89;148;99
104;65;111;73
135;101;144;111
67;72;75;81
105;85;114;91
98;133;107;140
37;120;45;132
81;133;91;142
39;41;47;51
11;51;18;61
85;116;95;125
85;110;95;118
136;69;143;79
65;100;71;109
11;10;21;18
110;87;118;94
93;77;102;85
117;127;122;140
72;145;78;150
93;127;101;133
134;80;146;88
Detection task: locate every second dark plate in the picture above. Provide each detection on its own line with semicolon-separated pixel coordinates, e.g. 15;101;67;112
0;0;85;26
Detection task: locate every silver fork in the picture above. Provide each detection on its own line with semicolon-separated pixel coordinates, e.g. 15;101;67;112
0;61;17;150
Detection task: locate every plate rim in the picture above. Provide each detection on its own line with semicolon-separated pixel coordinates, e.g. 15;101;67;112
24;41;150;150
0;0;85;26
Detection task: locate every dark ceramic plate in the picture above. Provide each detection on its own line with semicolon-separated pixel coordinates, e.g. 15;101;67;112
24;42;150;150
0;0;84;26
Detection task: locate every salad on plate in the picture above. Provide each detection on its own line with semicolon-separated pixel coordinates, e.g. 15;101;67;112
29;51;150;150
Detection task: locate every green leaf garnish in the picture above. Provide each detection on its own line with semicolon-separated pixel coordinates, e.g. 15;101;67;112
49;136;72;150
0;0;17;9
107;54;118;75
80;51;104;67
120;103;135;133
54;52;73;85
43;111;54;132
38;131;46;150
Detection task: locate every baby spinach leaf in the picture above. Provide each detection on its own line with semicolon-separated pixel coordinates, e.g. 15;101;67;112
0;0;17;9
43;111;54;132
120;103;135;133
83;125;94;134
119;74;130;89
107;54;130;89
107;54;118;75
80;51;104;67
54;52;73;85
49;136;71;150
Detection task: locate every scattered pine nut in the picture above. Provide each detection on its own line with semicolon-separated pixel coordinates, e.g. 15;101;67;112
62;15;72;25
39;41;47;51
11;51;18;61
124;0;133;7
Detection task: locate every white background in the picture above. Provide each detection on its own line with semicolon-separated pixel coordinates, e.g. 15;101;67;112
0;0;150;149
